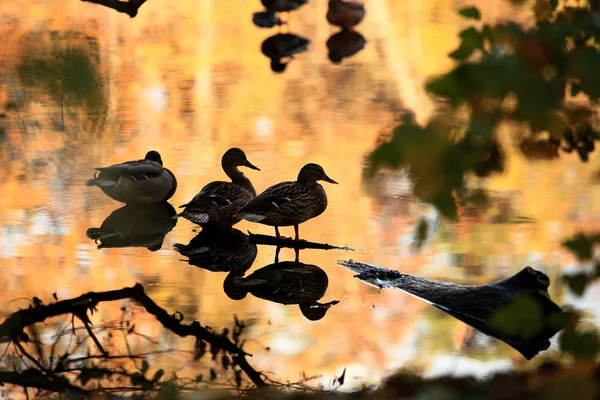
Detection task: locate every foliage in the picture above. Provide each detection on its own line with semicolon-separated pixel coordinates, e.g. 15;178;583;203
561;232;600;295
365;0;600;218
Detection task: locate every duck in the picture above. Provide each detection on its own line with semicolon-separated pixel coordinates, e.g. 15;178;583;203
326;0;365;29
174;226;258;274
86;150;177;204
235;163;337;240
86;202;177;251
223;260;339;321
176;148;259;227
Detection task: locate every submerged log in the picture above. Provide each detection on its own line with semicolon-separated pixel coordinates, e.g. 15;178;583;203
337;260;565;360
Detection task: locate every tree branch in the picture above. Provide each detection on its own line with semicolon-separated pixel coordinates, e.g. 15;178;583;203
0;369;88;397
248;232;359;251
80;0;147;18
0;284;267;388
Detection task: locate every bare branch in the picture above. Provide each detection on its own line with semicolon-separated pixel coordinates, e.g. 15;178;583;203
0;284;267;388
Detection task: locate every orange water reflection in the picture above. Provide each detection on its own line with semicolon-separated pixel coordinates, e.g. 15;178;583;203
0;0;598;392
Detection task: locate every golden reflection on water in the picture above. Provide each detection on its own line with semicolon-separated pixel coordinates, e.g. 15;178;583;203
0;0;599;391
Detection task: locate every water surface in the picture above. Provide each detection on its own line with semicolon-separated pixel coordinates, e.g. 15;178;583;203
0;0;599;391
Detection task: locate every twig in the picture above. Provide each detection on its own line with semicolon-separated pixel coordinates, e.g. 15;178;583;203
13;341;49;376
77;314;108;356
0;284;267;388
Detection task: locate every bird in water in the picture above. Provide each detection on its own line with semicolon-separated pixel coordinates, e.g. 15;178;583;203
223;260;339;321
86;150;177;204
235;163;337;241
176;148;259;227
327;0;365;29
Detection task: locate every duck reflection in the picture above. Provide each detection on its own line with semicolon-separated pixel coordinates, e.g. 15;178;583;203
252;11;284;28
325;0;366;64
253;0;310;28
174;227;257;273
86;202;177;251
327;0;365;30
261;33;310;73
326;29;366;64
224;252;339;321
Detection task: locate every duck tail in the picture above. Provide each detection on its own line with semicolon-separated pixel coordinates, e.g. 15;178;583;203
173;243;185;253
86;178;97;187
175;211;210;224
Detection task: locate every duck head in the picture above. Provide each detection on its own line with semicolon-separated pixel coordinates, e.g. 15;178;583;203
299;300;340;321
223;272;249;300
298;163;338;184
145;150;163;165
222;148;260;171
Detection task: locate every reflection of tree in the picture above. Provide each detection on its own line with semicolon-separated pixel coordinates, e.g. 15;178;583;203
17;31;107;134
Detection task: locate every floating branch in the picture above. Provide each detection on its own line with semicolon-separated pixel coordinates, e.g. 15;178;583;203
337;260;565;360
0;284;266;388
80;0;147;18
248;232;363;252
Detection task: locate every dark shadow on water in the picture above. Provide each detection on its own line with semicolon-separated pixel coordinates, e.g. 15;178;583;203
86;202;177;251
339;260;565;360
327;29;366;64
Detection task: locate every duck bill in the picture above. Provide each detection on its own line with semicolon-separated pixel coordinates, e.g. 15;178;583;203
245;160;260;171
322;174;338;184
315;300;340;309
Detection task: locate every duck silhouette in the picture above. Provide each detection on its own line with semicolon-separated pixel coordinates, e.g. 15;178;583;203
176;148;259;227
86;150;177;204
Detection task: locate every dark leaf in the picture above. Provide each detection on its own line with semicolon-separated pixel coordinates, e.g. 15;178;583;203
563;274;590;296
152;369;165;383
337;368;347;386
487;295;545;340
458;6;481;20
562;233;597;261
560;326;600;359
141;360;149;374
